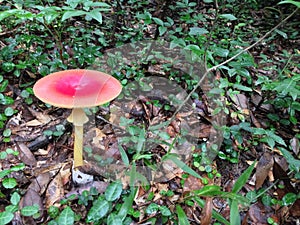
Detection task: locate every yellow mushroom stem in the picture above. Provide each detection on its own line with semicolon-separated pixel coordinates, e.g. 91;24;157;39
67;108;89;168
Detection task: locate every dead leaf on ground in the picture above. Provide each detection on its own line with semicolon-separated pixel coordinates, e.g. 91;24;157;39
249;202;276;225
45;172;64;208
27;107;53;125
20;188;44;220
16;143;37;166
290;136;299;155
28;172;51;194
183;175;204;193
290;199;300;217
255;152;274;189
201;197;213;225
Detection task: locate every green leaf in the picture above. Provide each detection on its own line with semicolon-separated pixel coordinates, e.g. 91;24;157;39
0;169;11;179
0;9;24;21
117;189;136;220
158;26;167;36
2;178;17;189
278;0;300;8
162;154;202;179
232;162;255;194
87;197;109;222
159;205;172;216
107;214;123;225
105;181;123;202
233;84;252;92
194;185;222;196
10;192;21;206
189;27;209;35
176;205;190;225
3;129;11;137
4;107;14;116
220;14;237;20
86;9;102;23
0;151;7;160
61;10;87;21
146;203;159;214
215;47;230;58
21;205;39;217
230;200;240;225
275;29;288;39
153;17;164;26
282;193;297;205
266;131;286;146
118;144;129;166
0;211;14;225
292;101;300;111
57;206;74;225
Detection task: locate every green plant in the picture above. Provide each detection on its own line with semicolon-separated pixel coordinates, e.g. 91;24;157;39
0;150;40;224
46;181;137;225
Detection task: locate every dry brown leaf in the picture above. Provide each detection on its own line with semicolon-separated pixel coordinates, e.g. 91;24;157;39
290;199;300;217
20;188;44;219
290;136;299;155
249;202;274;224
25;119;44;127
27;107;52;125
232;94;248;109
91;128;106;146
255;152;273;189
45;172;64;208
201;197;213;225
28;172;51;194
17;143;37;166
183;175;204;193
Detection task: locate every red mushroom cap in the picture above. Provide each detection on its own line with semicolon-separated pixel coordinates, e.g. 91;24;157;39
33;69;122;108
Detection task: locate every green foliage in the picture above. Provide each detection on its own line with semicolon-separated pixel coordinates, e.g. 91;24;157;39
47;181;134;224
278;0;300;8
0;0;299;224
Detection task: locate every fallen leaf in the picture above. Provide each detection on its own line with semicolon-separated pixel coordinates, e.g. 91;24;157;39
26;119;44;127
20;188;44;220
290;136;299;155
27;107;52;125
290;199;300;217
232;94;248;109
255;152;273;189
45;172;64;208
28;172;51;194
201;197;213;225
183;175;204;193
16;143;37;166
249;202;274;224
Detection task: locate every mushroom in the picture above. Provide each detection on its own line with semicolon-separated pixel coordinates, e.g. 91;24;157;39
33;69;122;168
